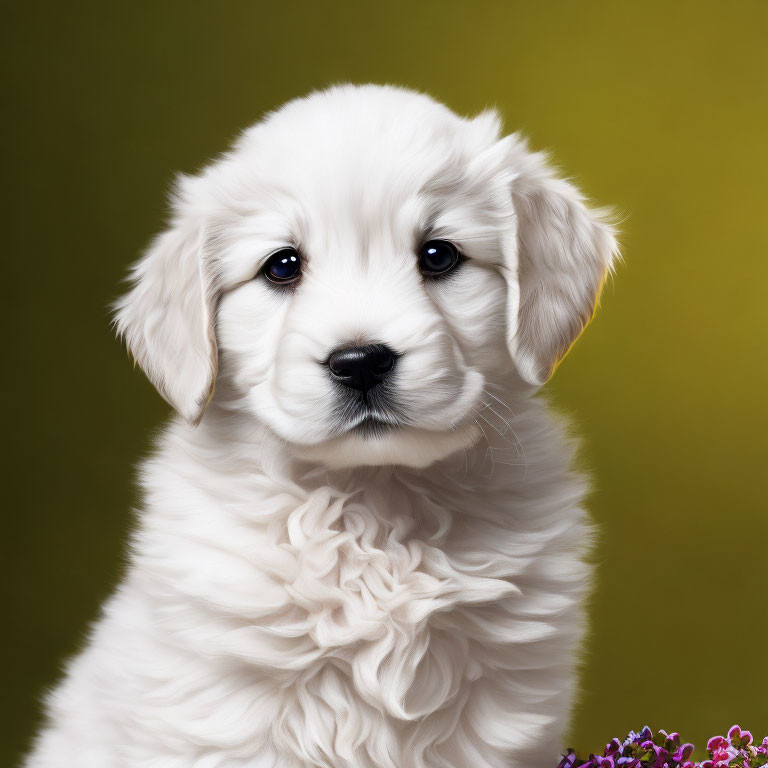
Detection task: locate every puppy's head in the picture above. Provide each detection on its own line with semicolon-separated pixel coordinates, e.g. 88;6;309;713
114;85;617;468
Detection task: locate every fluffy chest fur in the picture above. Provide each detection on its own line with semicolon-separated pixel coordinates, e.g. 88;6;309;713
41;398;588;768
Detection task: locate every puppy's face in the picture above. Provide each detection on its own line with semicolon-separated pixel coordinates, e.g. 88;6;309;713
115;86;617;468
212;95;513;466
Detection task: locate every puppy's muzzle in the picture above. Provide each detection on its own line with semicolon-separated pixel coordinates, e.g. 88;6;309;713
326;343;397;395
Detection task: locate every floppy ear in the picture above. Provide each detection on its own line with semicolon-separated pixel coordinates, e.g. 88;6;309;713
113;199;218;425
504;135;619;386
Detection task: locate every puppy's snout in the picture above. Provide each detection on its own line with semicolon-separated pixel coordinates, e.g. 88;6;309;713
327;344;397;394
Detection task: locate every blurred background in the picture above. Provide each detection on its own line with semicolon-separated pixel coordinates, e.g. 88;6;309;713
2;0;766;763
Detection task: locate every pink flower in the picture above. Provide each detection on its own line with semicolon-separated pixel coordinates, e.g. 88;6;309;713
712;747;735;766
729;726;754;749
709;737;728;753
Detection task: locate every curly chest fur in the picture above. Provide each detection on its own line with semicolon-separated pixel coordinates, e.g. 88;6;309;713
30;414;593;768
130;428;591;762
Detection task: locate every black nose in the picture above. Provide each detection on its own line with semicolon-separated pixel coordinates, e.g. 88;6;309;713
327;344;397;393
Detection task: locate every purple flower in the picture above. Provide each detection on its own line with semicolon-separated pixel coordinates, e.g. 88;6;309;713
673;744;695;763
560;726;767;768
605;739;623;757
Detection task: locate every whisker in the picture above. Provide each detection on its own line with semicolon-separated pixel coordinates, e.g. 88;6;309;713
482;388;517;417
477;409;508;441
480;403;522;457
480;390;528;477
473;416;496;479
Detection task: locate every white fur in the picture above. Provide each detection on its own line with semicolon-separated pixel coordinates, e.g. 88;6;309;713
26;85;617;768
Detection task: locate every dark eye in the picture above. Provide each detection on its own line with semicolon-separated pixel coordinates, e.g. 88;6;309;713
418;240;461;277
262;248;301;285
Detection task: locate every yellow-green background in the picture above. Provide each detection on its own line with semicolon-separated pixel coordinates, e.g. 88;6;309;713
2;1;766;764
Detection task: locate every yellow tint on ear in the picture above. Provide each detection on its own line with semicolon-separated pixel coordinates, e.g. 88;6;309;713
547;267;612;380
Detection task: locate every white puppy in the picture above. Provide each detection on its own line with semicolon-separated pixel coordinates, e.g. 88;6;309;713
26;84;617;768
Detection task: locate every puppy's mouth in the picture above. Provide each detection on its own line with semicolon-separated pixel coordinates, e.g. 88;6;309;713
349;415;398;438
293;414;481;469
333;385;406;439
289;369;486;467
